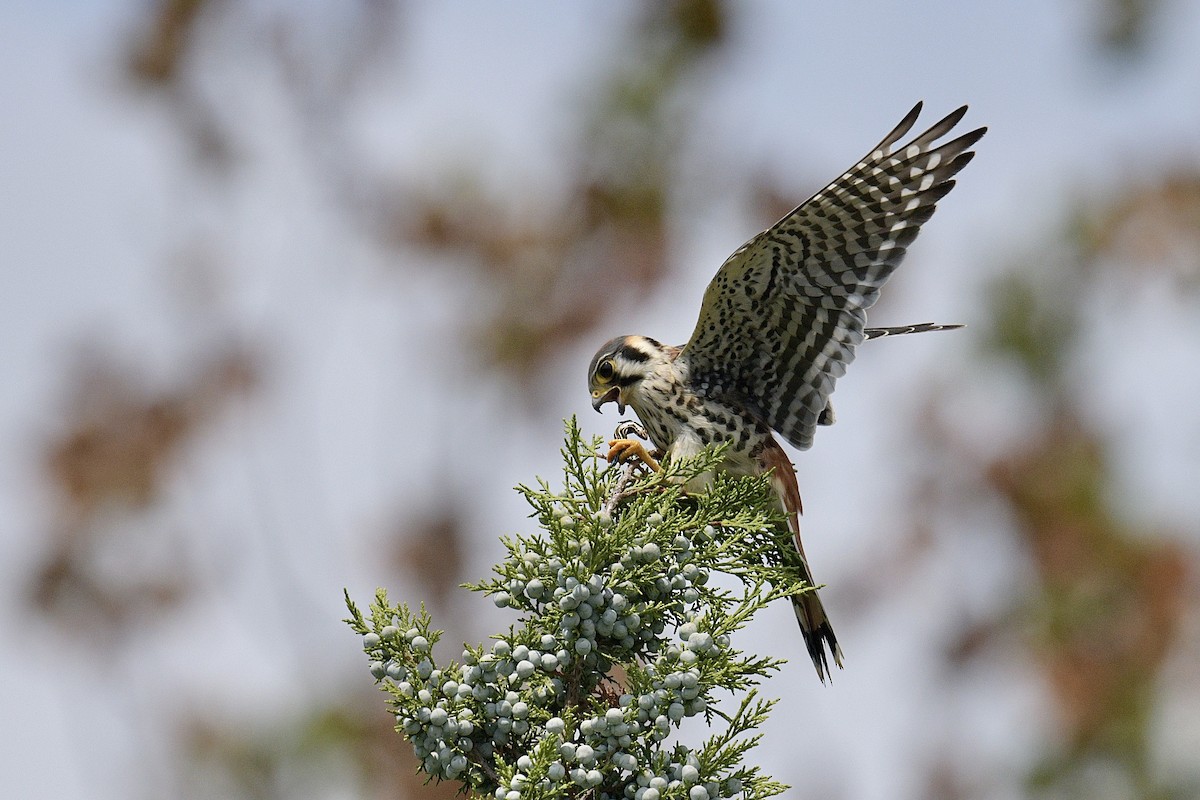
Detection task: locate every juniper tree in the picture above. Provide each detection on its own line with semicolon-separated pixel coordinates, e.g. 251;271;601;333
345;419;816;799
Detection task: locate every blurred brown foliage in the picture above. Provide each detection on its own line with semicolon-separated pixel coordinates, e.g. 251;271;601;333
988;413;1187;793
1080;171;1200;289
393;0;728;379
940;167;1200;799
129;0;212;85
391;509;465;612
1090;0;1164;56
181;697;462;800
31;348;257;639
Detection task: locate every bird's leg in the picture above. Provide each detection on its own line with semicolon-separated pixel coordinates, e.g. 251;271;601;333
601;422;658;515
605;421;661;472
606;438;661;472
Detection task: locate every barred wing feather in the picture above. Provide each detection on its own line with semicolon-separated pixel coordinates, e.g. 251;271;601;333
681;103;985;450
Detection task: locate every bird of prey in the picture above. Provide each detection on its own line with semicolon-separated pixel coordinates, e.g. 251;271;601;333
586;102;985;682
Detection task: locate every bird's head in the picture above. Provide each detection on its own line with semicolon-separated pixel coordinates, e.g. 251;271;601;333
587;335;667;414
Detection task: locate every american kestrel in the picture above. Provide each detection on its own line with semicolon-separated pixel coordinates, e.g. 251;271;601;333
587;103;985;682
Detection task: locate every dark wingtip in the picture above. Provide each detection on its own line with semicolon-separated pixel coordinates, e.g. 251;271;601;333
879;101;926;151
940;104;970;130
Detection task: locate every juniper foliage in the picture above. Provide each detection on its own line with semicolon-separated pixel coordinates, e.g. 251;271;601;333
345;418;814;800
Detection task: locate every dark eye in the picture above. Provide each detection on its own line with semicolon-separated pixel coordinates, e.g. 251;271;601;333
596;360;615;381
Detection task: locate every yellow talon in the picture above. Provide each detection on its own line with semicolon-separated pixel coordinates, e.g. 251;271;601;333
606;438;661;472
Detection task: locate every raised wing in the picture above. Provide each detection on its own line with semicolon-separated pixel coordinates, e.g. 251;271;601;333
680;103;984;450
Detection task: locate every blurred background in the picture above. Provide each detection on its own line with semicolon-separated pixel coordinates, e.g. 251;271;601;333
2;1;1199;799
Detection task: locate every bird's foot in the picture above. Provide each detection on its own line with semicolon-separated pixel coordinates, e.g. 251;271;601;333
606;438;661;472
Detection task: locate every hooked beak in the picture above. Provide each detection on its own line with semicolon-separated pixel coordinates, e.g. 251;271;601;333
592;387;623;414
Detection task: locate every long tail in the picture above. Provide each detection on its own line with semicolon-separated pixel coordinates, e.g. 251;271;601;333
865;321;963;340
761;442;844;683
790;568;842;684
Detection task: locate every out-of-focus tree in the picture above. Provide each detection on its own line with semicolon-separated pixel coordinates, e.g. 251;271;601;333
1088;0;1165;57
379;0;727;379
917;168;1200;800
32;348;257;642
